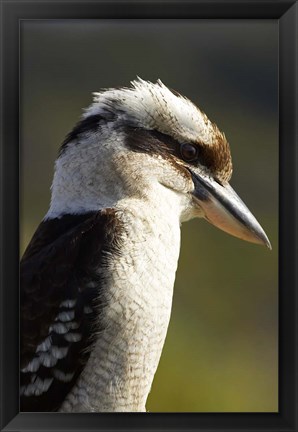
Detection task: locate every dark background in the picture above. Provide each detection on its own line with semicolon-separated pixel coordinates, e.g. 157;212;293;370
20;19;278;412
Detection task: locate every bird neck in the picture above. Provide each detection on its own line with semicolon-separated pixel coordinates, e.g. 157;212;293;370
60;191;182;412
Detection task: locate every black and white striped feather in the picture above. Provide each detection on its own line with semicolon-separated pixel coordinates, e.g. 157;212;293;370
20;209;122;411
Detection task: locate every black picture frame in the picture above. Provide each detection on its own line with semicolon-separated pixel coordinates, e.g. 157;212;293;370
0;1;297;431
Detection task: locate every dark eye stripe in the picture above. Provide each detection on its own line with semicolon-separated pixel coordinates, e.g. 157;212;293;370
124;125;232;182
125;126;205;166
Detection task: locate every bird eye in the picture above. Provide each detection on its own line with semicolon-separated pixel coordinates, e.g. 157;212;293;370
180;143;199;162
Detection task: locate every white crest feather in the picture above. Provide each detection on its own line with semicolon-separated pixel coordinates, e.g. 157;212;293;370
83;78;216;145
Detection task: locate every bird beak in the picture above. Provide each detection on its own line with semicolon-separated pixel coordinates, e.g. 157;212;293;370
191;172;271;249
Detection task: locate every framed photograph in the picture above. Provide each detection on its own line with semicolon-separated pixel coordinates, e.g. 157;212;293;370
1;1;297;431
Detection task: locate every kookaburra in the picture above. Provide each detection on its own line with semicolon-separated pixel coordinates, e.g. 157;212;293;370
21;78;271;412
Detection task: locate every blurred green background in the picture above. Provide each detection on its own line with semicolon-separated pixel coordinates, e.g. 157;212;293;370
20;20;278;412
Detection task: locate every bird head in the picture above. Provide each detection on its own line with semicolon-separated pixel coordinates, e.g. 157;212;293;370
48;78;270;248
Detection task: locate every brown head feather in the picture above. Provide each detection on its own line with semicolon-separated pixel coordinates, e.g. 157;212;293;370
196;127;233;183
